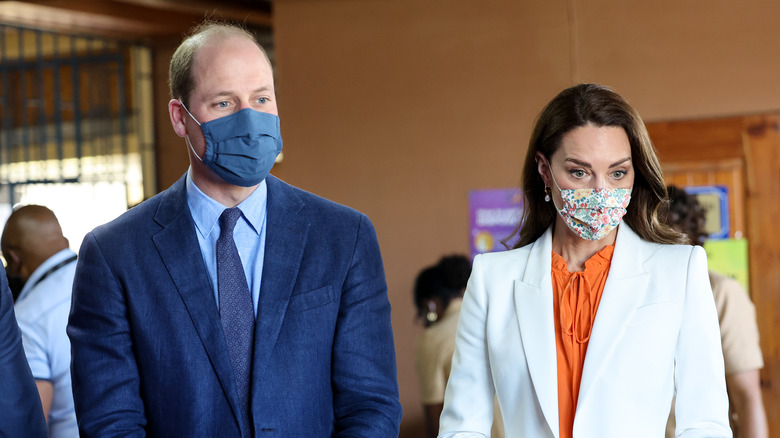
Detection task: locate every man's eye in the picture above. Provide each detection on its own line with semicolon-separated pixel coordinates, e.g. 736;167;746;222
217;101;230;108
257;97;268;104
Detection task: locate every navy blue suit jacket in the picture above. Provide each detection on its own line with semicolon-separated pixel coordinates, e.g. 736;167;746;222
0;265;47;438
67;175;402;437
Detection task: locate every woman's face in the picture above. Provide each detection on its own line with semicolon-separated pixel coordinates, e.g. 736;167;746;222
536;124;634;208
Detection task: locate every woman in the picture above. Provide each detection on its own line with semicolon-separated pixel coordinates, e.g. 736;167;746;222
665;185;767;438
438;84;731;438
414;256;474;438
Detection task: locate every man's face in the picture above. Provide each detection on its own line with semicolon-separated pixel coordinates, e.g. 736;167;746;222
182;36;278;160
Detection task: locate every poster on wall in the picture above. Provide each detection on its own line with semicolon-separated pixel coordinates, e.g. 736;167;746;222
684;185;729;240
682;185;749;293
703;238;750;294
468;188;523;259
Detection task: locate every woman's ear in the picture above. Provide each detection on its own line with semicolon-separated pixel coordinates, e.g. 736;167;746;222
535;151;551;187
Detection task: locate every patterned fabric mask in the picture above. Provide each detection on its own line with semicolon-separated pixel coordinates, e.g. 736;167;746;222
550;171;632;241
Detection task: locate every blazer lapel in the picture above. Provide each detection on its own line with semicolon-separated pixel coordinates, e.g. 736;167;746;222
252;176;310;382
514;227;560;437
151;176;242;426
575;224;650;412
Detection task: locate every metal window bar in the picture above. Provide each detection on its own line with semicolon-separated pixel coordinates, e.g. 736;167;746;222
0;28;10;181
0;23;151;207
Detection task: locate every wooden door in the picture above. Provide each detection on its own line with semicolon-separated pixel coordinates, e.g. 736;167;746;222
663;158;746;239
648;116;780;434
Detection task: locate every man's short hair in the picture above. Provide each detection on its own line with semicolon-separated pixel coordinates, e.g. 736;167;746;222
168;21;270;107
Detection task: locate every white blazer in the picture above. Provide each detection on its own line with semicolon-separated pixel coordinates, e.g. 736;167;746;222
439;224;731;438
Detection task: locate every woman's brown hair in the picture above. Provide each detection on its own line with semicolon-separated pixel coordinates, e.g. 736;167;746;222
508;83;685;248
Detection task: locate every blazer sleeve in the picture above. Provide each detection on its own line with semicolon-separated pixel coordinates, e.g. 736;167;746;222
673;246;732;437
67;232;147;437
331;214;402;437
438;254;494;438
0;268;47;438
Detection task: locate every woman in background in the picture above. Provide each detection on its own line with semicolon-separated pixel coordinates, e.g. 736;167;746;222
413;255;503;438
665;185;767;438
438;84;731;437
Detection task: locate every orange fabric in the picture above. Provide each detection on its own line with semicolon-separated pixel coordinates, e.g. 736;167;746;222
551;245;614;438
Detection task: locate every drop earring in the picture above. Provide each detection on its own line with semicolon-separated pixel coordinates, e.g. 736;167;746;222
426;301;438;323
544;186;551;203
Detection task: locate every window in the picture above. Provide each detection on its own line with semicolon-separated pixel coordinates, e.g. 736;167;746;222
0;24;154;250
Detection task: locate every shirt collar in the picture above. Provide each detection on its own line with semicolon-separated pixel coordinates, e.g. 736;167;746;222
186;169;268;239
17;248;77;301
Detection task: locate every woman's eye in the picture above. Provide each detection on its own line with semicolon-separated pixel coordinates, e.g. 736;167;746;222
611;170;627;179
571;169;586;178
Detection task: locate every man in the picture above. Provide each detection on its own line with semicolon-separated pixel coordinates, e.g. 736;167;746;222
67;21;401;437
665;185;768;438
2;205;78;437
0;262;47;437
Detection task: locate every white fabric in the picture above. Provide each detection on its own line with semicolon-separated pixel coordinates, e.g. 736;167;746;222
438;224;731;438
15;248;79;438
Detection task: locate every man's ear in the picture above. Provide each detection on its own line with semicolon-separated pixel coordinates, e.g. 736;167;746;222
168;99;189;138
3;249;20;272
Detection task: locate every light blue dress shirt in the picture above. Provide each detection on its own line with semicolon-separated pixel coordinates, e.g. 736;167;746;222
186;170;267;315
15;248;79;438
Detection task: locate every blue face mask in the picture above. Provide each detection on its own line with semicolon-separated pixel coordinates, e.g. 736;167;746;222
180;101;283;187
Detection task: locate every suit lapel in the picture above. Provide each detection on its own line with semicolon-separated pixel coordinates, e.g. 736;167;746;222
151;176;242;427
252;176;309;382
575;224;650;413
514;227;560;437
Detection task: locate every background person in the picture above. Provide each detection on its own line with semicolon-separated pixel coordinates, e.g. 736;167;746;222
67;21;401;437
413;255;504;438
438;83;731;437
1;205;78;437
665;185;768;438
414;255;505;438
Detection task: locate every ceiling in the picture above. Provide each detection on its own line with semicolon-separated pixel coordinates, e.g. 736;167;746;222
0;0;273;41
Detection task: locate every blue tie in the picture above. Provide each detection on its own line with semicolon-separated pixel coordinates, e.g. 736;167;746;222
217;207;255;433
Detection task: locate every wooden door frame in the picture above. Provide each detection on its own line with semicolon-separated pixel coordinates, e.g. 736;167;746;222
647;115;780;434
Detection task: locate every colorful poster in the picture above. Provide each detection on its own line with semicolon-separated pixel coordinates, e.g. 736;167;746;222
469;188;523;258
683;185;729;240
703;238;750;294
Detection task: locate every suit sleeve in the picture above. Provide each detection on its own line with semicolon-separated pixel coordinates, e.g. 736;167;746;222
67;232;147;437
438;254;493;438
674;246;732;438
331;214;402;437
0;267;47;438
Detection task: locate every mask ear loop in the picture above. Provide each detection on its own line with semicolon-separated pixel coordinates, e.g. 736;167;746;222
179;99;204;162
185;137;204;163
543;157;564;212
178;99;202;126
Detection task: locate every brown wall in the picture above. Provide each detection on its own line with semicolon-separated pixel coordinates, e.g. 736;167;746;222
150;1;780;435
272;2;572;435
572;1;780;121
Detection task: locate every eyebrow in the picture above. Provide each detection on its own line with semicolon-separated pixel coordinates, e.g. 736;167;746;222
207;86;274;99
564;156;632;168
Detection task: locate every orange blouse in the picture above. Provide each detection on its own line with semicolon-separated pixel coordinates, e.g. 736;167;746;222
551;245;614;438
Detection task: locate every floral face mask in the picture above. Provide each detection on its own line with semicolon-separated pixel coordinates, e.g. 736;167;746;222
549;169;632;241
